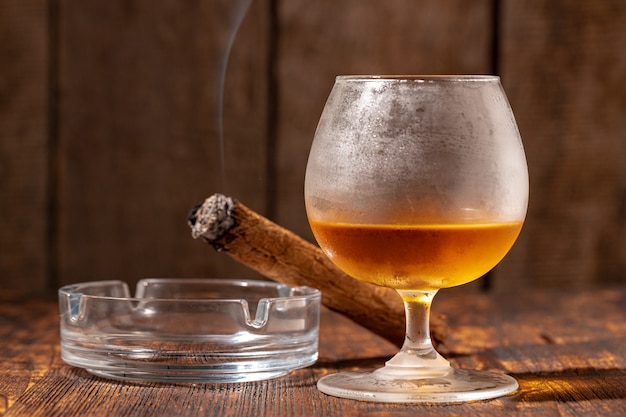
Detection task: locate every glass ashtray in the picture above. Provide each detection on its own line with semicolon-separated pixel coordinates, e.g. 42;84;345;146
58;279;321;383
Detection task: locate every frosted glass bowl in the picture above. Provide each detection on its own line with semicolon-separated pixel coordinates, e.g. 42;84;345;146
58;279;320;383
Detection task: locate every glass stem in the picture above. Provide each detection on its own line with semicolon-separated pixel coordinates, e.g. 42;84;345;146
376;290;451;378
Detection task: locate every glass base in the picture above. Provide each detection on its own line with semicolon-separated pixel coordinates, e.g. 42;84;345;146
317;368;518;403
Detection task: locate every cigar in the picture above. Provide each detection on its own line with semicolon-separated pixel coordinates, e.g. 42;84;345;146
188;194;446;347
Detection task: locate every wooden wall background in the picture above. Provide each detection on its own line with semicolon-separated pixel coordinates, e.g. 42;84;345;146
1;0;625;294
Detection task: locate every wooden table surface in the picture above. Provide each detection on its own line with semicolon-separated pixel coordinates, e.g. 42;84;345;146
1;286;625;416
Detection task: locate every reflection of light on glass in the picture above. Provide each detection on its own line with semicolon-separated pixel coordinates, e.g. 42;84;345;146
58;279;321;383
306;76;528;402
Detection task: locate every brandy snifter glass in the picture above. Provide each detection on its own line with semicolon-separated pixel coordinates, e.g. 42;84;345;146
305;75;528;403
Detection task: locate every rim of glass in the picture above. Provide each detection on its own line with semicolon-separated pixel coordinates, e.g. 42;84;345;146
336;75;499;82
58;278;321;302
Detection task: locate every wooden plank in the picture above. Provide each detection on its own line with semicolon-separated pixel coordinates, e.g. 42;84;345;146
56;0;270;287
2;288;626;416
273;0;494;242
493;0;626;289
0;0;50;292
436;287;626;415
4;0;625;294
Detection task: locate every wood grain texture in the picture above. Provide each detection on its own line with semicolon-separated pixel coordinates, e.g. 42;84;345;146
0;0;50;291
2;287;625;416
1;0;626;293
492;0;626;290
55;0;270;287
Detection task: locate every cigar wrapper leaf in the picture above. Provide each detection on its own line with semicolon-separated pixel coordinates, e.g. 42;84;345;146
188;193;446;347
